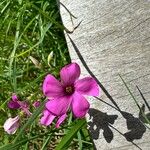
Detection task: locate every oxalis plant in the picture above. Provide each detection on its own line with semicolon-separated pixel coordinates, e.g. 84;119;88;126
1;63;100;150
1;0;149;150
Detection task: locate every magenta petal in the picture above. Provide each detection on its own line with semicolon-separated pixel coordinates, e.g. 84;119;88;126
8;101;20;109
75;77;99;96
43;74;64;98
17;101;32;116
46;96;72;116
60;63;80;85
40;109;56;126
18;101;28;108
12;94;19;102
71;92;90;118
56;114;67;128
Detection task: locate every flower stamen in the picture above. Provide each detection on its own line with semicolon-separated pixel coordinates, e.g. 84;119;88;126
65;86;73;94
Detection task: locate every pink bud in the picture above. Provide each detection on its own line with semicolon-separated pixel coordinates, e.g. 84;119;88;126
33;101;41;108
3;116;20;134
12;93;19;102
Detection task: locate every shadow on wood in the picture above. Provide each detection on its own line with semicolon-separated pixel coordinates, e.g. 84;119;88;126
67;35;147;150
88;108;118;143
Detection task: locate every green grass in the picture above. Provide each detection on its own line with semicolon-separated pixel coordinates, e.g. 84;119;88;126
0;0;94;149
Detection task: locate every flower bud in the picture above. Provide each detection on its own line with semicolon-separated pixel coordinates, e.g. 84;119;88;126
33;101;41;108
12;93;18;101
29;56;41;68
3;116;20;134
48;51;53;67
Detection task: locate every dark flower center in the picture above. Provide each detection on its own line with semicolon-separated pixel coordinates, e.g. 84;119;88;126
65;86;74;95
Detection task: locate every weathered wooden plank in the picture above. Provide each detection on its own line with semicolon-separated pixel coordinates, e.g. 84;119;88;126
59;0;150;149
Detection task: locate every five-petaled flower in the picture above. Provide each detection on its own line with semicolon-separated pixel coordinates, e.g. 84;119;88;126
41;63;99;127
8;94;32;116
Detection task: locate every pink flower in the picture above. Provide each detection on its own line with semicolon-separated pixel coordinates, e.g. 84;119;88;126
8;94;32;116
3;116;20;134
43;63;99;120
40;109;67;128
7;94;20;109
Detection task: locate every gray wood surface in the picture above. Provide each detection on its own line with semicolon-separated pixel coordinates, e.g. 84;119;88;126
59;0;150;149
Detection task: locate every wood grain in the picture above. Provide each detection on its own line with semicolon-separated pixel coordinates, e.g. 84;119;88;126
60;0;150;149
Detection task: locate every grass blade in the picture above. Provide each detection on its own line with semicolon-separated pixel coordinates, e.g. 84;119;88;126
55;119;86;150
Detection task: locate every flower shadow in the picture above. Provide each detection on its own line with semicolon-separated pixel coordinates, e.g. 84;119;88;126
88;108;118;143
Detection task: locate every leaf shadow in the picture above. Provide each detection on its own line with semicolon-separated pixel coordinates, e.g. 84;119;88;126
121;111;146;142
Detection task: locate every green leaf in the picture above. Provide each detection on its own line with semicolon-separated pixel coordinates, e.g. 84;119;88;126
0;138;28;150
142;113;150;124
77;131;82;150
55;119;86;150
18;0;22;5
41;135;52;150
